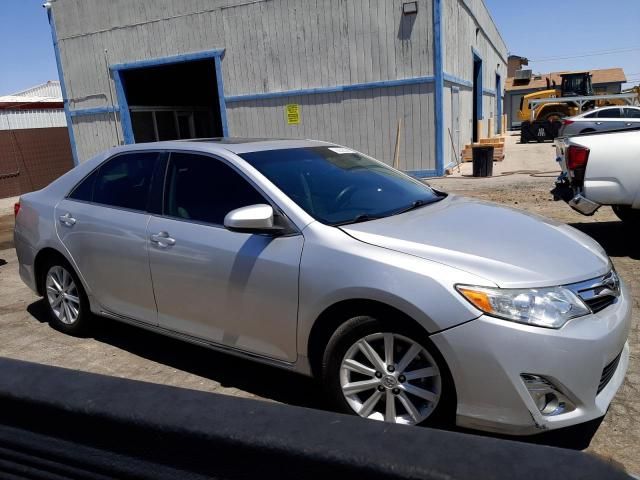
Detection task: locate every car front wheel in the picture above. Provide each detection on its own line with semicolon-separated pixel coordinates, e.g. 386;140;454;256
322;316;453;426
43;260;91;335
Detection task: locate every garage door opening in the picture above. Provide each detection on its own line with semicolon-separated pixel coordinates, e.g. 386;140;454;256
472;53;483;142
119;59;224;142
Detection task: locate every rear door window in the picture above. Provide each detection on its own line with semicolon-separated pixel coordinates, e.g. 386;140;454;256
623;108;640;119
69;152;160;211
164;152;266;225
596;108;621;118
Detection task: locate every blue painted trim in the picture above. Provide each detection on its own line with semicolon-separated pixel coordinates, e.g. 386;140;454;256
432;0;444;177
407;169;441;178
47;9;79;166
224;75;436;103
109;49;227;144
443;73;473;88
482;88;496;97
112;69;134;144
214;56;229;136
109;49;225;72
70;106;120;117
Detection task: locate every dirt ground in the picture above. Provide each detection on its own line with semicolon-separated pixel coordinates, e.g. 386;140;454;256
0;137;638;475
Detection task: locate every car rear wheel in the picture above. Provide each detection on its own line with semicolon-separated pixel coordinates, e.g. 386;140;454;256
43;260;91;335
612;205;640;223
322;315;454;426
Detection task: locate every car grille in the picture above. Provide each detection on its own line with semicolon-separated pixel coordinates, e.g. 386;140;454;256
568;270;620;315
584;295;616;313
598;351;622;394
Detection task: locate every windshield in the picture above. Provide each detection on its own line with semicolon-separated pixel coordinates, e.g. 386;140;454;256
239;146;443;225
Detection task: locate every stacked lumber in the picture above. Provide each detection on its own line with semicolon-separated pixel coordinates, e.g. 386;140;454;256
461;137;505;163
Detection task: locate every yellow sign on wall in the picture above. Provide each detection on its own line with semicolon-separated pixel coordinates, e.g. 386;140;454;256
285;104;300;125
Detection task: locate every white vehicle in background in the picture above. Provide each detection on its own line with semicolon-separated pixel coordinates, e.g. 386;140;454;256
553;127;640;222
558;106;640;137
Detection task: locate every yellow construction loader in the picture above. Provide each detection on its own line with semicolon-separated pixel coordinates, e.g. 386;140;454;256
518;72;639;142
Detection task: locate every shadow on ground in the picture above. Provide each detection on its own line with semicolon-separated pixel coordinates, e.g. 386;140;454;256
27;296;606;452
570;221;640;260
27;299;323;410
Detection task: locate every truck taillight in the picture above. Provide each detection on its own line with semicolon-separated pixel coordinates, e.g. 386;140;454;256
562;119;574;126
14;202;20;218
566;145;589;170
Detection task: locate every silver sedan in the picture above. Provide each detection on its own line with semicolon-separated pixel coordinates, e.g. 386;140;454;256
14;139;631;435
558;106;640;137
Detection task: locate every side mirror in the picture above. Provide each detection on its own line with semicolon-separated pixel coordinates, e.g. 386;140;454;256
224;204;284;235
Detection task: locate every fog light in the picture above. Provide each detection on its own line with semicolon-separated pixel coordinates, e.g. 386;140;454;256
521;374;574;416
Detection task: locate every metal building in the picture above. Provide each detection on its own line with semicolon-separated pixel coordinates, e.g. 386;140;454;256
46;0;507;176
0;81;73;199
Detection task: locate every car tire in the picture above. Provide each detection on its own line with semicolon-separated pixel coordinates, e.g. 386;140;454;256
41;257;91;336
321;315;455;427
612;205;640;223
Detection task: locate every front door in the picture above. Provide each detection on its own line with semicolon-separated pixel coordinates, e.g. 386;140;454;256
147;152;303;362
55;152;161;323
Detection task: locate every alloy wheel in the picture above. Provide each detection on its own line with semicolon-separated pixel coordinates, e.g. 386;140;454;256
46;265;81;325
339;332;441;425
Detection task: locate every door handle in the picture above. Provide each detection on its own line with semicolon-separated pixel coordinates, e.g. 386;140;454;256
626;123;633;126
59;213;76;226
150;231;176;248
595;122;603;125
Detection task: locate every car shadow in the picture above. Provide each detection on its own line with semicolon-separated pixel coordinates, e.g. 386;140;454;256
445;416;603;451
27;297;605;452
27;299;323;411
570;221;640;260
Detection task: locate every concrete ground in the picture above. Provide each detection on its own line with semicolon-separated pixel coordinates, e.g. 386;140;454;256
0;136;637;475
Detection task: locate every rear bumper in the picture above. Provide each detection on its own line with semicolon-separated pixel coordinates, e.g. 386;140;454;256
552;176;601;216
431;279;632;436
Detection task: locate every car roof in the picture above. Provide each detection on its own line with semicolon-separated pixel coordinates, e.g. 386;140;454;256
111;138;334;155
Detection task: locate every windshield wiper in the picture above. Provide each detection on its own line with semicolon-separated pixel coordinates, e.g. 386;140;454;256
391;198;437;216
332;214;382;226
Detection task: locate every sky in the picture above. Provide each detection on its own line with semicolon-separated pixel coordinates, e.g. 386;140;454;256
0;0;639;95
484;0;640;88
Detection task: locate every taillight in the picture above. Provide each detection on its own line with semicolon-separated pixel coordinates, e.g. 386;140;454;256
14;202;20;218
566;145;589;170
562;119;574;126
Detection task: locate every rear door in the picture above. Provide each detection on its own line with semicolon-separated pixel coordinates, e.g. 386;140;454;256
593;107;625;132
55;151;163;323
622;108;640;130
147;152;303;362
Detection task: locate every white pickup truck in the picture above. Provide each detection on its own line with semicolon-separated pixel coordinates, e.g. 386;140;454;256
552;127;640;222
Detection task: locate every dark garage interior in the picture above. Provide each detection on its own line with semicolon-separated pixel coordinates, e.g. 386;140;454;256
121;59;223;142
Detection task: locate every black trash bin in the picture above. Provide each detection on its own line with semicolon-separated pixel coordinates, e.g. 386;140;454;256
472;146;494;177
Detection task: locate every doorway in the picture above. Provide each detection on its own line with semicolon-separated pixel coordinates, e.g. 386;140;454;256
451;87;460;163
495;73;502;134
115;56;226;143
472;53;483;142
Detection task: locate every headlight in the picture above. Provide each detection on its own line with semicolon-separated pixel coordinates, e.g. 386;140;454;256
456;285;590;329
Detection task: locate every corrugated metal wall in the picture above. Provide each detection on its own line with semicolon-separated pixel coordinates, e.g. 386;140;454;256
52;0;507;173
442;0;508;167
0;110;67;131
53;0;438;169
12;81;62;99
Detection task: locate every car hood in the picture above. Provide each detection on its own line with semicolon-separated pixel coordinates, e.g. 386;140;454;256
341;195;610;288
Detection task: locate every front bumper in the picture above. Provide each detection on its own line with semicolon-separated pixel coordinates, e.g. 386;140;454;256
431;279;632;435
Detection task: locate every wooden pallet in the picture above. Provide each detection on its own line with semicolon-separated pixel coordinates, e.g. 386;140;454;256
461;141;505;162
